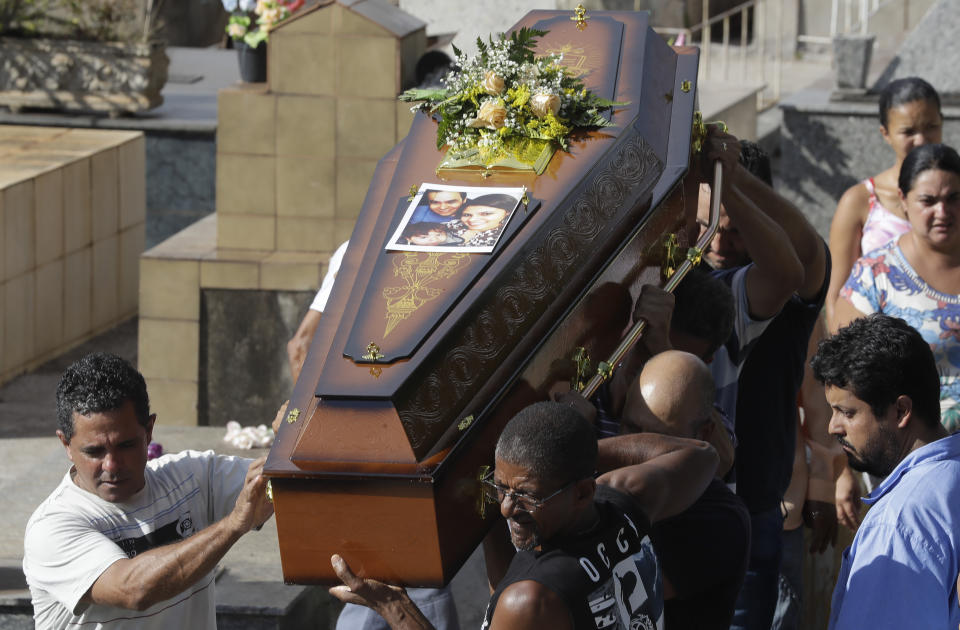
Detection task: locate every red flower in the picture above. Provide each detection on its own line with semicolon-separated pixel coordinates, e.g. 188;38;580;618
283;0;304;11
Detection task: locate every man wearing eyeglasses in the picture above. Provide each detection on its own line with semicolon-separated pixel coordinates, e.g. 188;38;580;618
328;400;718;629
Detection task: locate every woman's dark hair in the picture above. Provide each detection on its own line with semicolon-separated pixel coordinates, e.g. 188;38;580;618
461;194;518;215
811;314;941;428
879;77;941;129
897;143;960;195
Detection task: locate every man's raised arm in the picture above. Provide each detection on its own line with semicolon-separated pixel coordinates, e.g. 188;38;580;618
597;433;718;523
86;457;274;611
702;130;804;320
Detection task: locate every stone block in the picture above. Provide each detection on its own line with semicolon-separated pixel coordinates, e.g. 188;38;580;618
277;3;332;34
334;218;357;245
275;216;334;254
4;180;34;278
142;378;198;426
92;235;119;329
399;29;427;90
199;288;312;425
0;188;5;282
276;156;335;218
139;257;200;321
0;282;4;377
271;34;335;96
396;100;417;143
872;0;960;94
261;251;324;290
118;137;146;230
34;169;63;267
337;97;397;159
337;37;398;99
216;154;275;216
200;260;260;289
276;94;335;159
833;34;874;90
218;88;276;156
336;159;378;218
91;148;119;242
138;318;199;380
217;214;276;251
337;4;390;36
63;247;92;343
202;247;271;263
63;159;92;254
4;271;35;373
34;259;64;356
119;225;144;316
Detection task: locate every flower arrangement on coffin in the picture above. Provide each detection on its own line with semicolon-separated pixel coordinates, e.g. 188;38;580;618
400;28;625;174
223;0;303;48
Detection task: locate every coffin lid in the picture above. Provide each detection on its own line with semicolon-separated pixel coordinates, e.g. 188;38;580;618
268;10;700;472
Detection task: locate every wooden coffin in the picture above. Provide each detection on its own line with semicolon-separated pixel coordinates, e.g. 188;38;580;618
265;9;701;586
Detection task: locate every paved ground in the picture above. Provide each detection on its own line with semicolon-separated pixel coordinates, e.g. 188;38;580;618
0;318;489;628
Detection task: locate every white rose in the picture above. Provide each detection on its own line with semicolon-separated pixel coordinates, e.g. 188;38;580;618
470;99;507;129
481;70;505;95
530;92;561;118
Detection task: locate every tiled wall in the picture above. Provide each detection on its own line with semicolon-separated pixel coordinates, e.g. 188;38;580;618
0;126;145;384
215;2;419;253
138;2;423;425
138;216;330;425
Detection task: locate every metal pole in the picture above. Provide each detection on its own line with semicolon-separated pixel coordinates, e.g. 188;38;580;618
702;0;711;78
758;0;766;107
740;5;749;80
580;161;725;400
774;0;783;103
722;16;731;80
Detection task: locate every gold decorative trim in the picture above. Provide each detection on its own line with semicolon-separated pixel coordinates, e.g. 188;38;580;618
572;346;592;392
571;3;589;30
382;252;469;338
458;415;475;431
362;342;384;361
285;408;301;424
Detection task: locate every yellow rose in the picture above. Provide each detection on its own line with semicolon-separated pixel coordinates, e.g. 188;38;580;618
471;99;507;129
530;92;561;118
482;70;505;95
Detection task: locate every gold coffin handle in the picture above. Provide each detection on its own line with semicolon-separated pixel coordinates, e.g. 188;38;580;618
579;159;725;399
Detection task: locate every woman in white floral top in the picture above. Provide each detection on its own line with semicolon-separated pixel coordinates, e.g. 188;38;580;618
836;143;960;432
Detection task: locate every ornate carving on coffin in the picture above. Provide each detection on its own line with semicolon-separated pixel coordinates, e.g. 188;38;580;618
396;131;662;455
382;252;471;338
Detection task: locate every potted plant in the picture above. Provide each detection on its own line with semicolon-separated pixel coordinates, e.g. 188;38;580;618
0;0;169;114
222;0;303;83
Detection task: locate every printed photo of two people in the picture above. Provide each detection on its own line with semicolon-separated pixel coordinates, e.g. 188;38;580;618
386;184;525;254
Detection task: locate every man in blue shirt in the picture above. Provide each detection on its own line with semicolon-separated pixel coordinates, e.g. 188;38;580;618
811;314;960;629
409;190;465;224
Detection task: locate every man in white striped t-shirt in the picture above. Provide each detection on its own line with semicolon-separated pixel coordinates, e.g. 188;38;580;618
23;352;274;629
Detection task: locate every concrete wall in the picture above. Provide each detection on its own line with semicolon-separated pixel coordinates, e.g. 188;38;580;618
777;91;960;239
0;127;145;385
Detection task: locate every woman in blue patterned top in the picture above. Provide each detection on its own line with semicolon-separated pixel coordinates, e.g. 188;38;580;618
836;143;960;432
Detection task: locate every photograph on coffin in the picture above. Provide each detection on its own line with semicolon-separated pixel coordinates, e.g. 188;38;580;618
386;183;525;253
